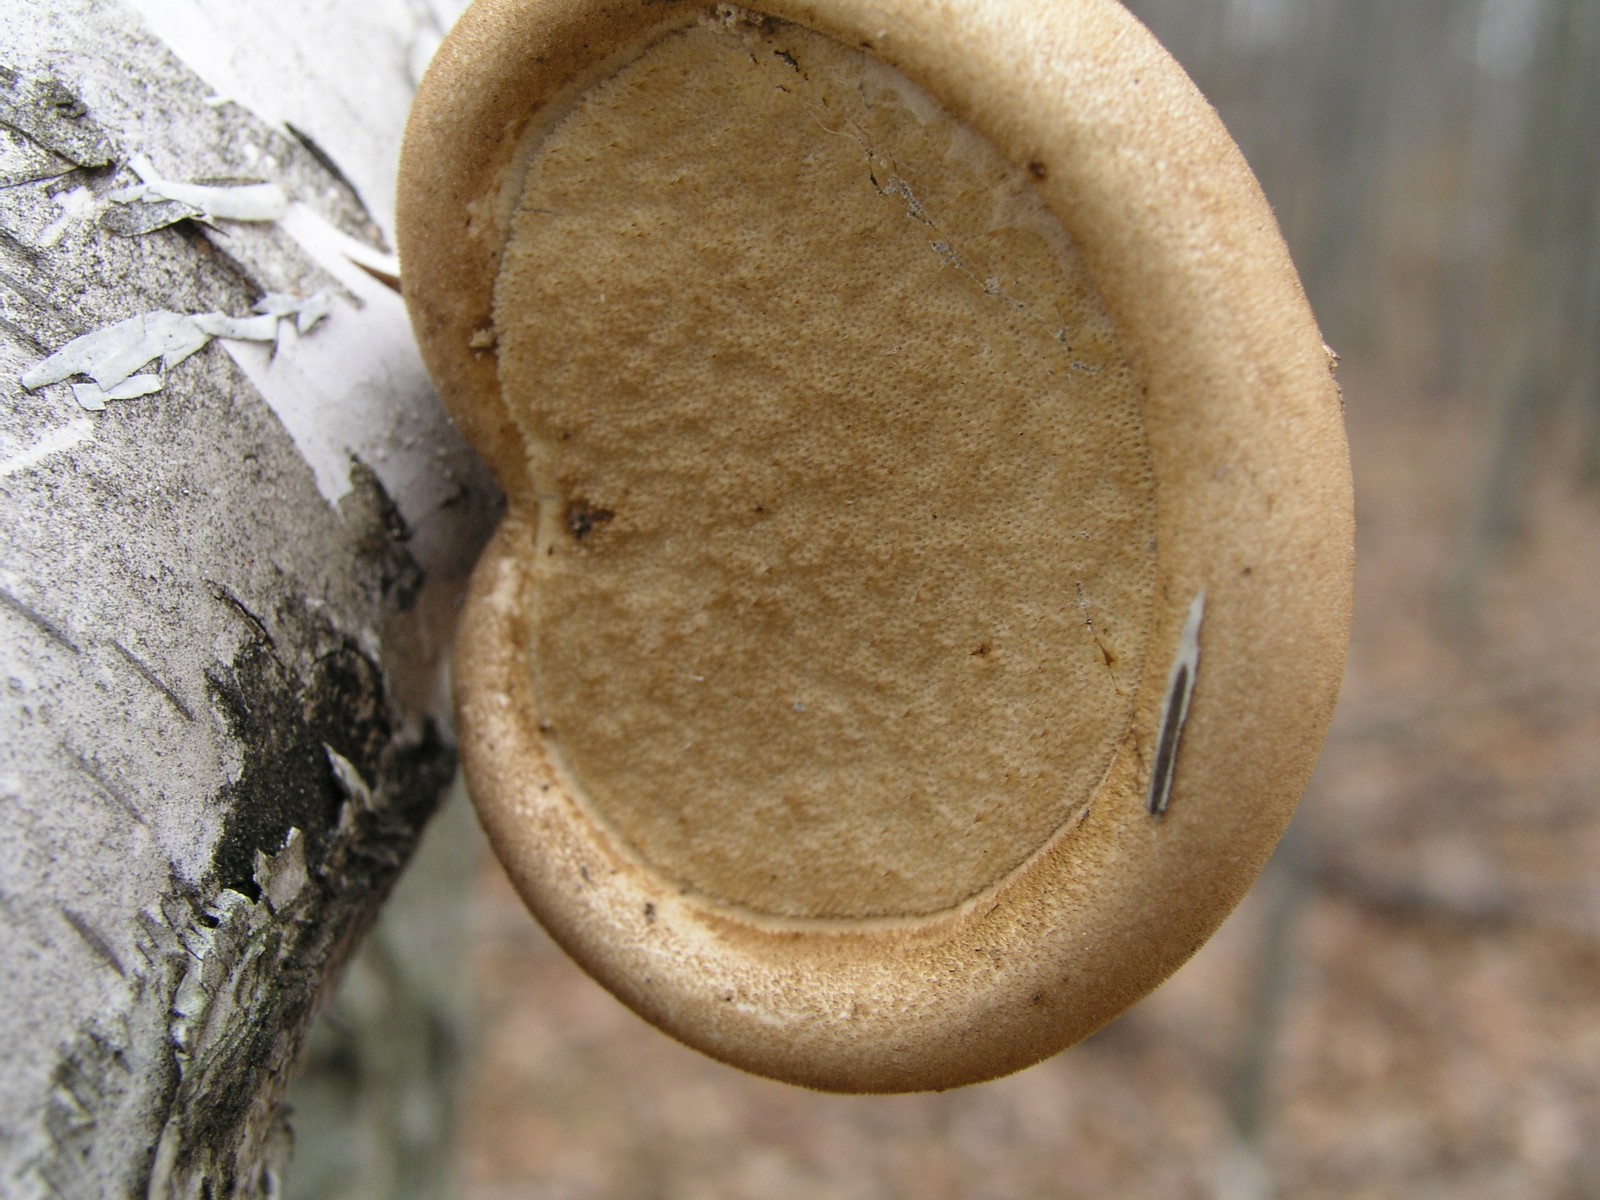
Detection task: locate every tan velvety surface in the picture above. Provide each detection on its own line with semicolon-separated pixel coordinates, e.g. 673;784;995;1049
495;15;1156;920
399;0;1354;1091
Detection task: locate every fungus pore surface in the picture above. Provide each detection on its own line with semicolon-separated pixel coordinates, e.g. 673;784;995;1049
493;10;1158;921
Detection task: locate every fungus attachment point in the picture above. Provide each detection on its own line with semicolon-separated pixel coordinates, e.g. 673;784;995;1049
400;0;1353;1092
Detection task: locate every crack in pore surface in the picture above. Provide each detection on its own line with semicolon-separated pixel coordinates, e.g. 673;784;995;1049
789;40;1110;376
807;75;1089;364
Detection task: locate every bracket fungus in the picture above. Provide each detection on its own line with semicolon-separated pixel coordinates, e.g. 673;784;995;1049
398;0;1354;1092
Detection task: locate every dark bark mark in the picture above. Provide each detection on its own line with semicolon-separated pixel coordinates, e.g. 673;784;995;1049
62;742;145;825
111;639;195;722
0;309;48;353
0;222;44;265
205;581;277;650
0;587;80;653
0;262;58;311
60;907;127;977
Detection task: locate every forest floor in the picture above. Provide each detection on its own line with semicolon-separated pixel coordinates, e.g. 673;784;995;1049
450;377;1600;1200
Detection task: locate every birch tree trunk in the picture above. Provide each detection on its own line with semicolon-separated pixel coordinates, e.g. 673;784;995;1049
0;1;492;1196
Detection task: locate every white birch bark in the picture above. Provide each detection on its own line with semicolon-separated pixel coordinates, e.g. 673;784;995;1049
0;1;489;1196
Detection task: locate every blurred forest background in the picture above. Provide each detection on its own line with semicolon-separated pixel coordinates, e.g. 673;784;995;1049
286;1;1600;1197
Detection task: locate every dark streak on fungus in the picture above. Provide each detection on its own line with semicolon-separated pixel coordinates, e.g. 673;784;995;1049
1147;661;1188;818
1147;593;1205;819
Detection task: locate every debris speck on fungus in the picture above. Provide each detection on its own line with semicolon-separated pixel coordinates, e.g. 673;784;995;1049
563;498;615;541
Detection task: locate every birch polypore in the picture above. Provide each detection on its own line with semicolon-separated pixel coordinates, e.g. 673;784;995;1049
399;0;1354;1092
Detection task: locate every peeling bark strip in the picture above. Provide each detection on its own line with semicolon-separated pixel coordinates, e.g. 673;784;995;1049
109;155;288;225
1148;592;1206;819
19;293;331;409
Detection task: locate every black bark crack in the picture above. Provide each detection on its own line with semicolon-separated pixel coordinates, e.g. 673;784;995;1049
207;642;345;902
341;456;424;610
